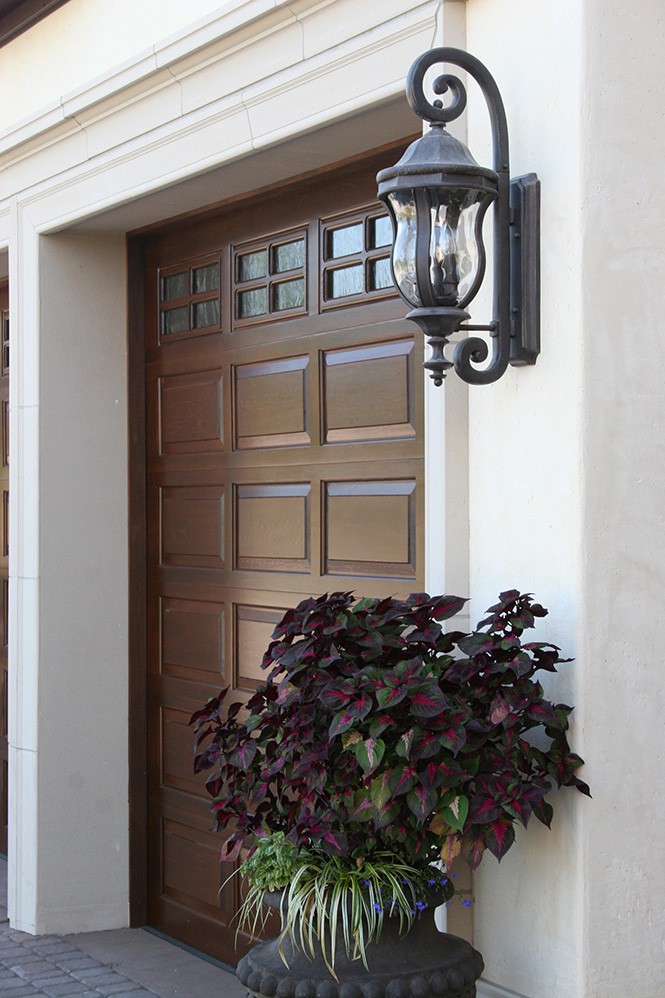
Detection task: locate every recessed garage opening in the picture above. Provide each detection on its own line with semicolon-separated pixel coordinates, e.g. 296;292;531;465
128;147;425;962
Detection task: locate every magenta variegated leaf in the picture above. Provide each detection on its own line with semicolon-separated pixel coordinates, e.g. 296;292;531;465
485;819;516;861
389;762;417;797
219;836;244;862
375;685;407;709
406;784;437;823
227;738;258;769
349;790;374;823
328;710;358;739
407;684;447;717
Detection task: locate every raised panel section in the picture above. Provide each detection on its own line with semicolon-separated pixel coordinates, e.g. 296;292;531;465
324;480;416;579
1;400;7;466
161;598;224;683
161;486;224;568
323;339;416;443
235;484;310;573
2;489;7;558
161;707;208;797
2;579;7;649
161;817;232;918
159;370;223;454
234;356;309;450
234;604;287;691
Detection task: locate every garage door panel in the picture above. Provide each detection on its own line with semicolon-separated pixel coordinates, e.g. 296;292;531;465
160;486;225;568
161;596;226;684
322;337;417;444
159;370;224;455
234;355;310;451
142;154;423;963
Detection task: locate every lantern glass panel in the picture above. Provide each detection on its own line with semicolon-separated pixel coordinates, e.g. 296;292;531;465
388;192;421;308
388;187;490;309
428;189;483;306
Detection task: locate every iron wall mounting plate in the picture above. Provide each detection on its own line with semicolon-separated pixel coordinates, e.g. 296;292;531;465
509;173;540;366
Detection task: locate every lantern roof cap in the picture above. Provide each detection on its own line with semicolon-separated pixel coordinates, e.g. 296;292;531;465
377;124;497;191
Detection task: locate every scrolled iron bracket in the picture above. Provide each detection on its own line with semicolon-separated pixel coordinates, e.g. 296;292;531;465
381;47;540;387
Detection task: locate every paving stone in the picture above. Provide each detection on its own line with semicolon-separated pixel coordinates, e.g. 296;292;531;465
76;971;130;986
38;982;91;996
8;953;50;968
0;985;43;996
70;966;119;982
53;956;103;972
94;983;142;996
13;960;60;979
31;974;71;987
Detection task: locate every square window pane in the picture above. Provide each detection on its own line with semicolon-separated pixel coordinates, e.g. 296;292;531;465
273;278;305;311
326;265;364;299
193;299;220;328
238;250;268;282
369;257;393;291
237;287;268;319
162;306;189;335
370;215;393;249
161;272;188;302
272;239;305;273
327;223;363;259
193;263;219;293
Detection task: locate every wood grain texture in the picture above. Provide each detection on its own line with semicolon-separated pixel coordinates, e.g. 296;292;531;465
134;149;424;961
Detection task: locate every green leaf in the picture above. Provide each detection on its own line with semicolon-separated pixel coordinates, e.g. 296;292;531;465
370;772;392;813
439;794;469;833
396;728;414;759
354;737;386;775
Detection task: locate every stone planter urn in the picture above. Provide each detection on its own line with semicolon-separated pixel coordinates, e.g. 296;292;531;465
236;890;484;998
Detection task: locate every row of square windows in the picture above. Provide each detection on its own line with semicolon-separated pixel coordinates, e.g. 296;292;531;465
159;213;394;336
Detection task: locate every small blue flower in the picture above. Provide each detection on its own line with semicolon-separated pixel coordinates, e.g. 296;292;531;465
445;902;451;908
373;902;382;913
451;873;459;879
416;901;426;911
462;899;473;907
428;878;436;885
364;879;371;886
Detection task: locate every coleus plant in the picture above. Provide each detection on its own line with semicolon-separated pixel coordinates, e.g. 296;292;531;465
191;590;589;873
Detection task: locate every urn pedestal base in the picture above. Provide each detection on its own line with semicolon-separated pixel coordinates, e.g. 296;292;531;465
236;913;484;998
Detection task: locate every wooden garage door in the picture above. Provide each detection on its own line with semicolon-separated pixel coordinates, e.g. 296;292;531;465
141;152;424;963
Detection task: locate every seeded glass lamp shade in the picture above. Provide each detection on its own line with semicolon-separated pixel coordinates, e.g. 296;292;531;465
377;124;497;312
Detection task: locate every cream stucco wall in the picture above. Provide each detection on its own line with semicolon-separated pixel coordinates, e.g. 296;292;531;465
1;0;664;994
466;1;665;996
0;0;235;131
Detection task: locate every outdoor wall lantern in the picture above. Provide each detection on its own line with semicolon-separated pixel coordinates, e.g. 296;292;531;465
377;47;540;385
